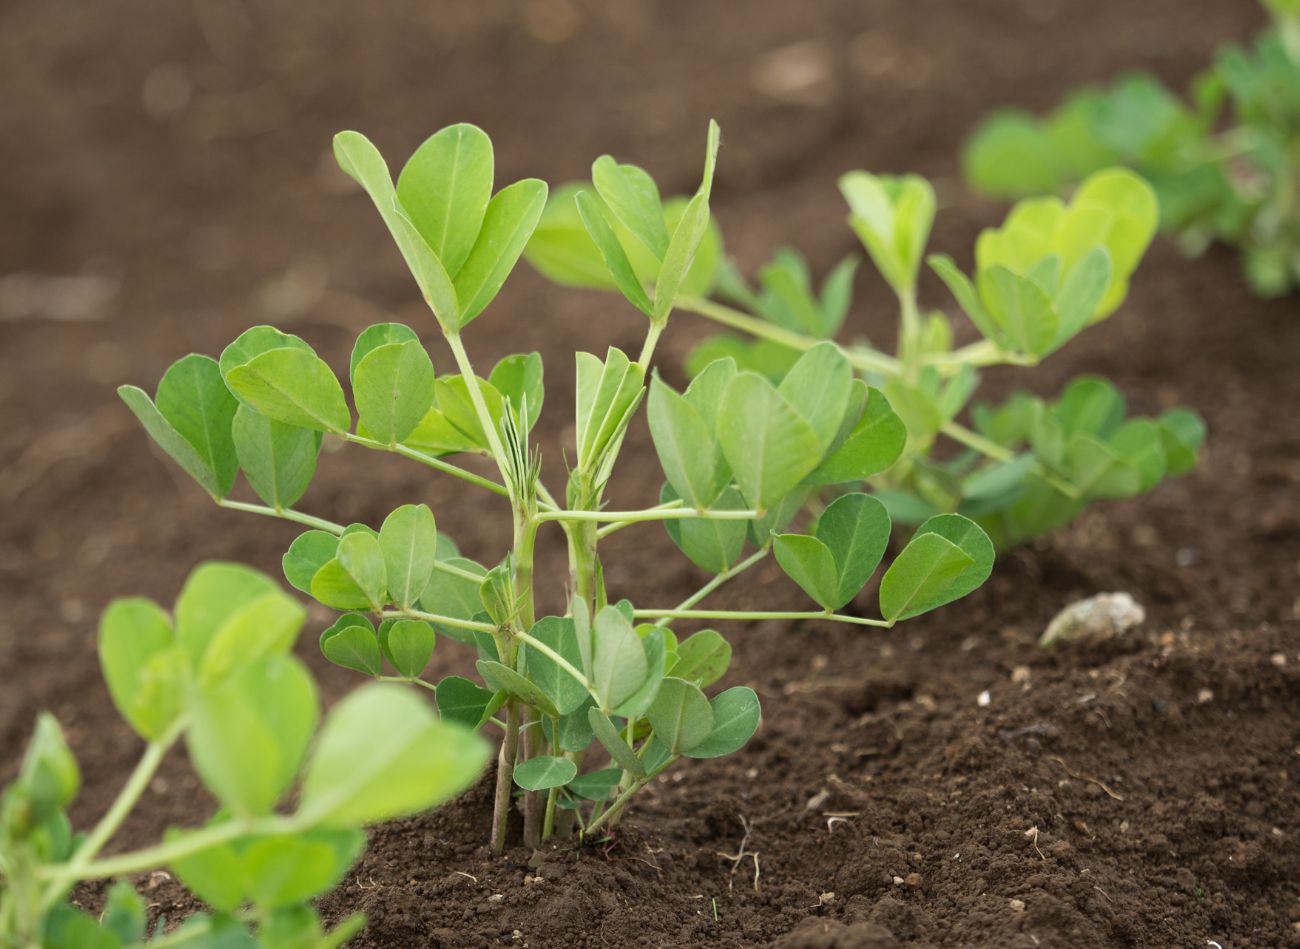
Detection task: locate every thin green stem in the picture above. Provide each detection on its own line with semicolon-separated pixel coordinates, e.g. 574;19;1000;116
596;501;686;539
377;675;438;692
381;608;496;634
940;421;1082;500
584;777;650;837
633;608;893;628
898;287;922;384
638;321;665;369
677;295;900;376
515;630;594;700
215;499;344;534
343;432;509;498
536;507;757;525
656;548;770;625
38;719;186;909
431;559;488;584
923;339;1037;370
39;815;302;884
444;332;512;483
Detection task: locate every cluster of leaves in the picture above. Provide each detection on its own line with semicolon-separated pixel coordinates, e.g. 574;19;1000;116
122;121;999;859
533;154;1205;552
963;0;1300;297
0;563;486;949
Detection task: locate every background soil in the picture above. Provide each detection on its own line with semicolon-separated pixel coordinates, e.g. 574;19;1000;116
2;0;1298;946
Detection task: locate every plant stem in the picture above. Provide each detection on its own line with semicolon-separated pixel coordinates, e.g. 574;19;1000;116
215;500;344;534
677;295;901;376
39;719;186;909
444;332;512;483
584;777;650;837
898;287;922;384
536;507;758;525
638;321;665;369
430;559;489;584
491;700;521;854
596;499;685;538
940;421;1082;500
633;608;893;628
655;548;770;625
381;609;496;634
342;432;509;498
923;339;1037;369
38;815;303;884
376;675;439;692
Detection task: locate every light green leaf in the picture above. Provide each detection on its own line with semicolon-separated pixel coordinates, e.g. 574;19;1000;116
1052;247;1112;344
241;829;365;909
187;656;318;817
817;493;892;607
320;616;382;677
379;504;438;610
419;557;488;644
978;266;1058;357
612;626;669;720
337;531;387;612
334;131;461;322
300;685;490;826
773;534;839;609
199;591;305;686
432;374;505;454
564;767;622;801
513;756;578;791
395;123;494;277
475;660;559;718
806;386;906;485
489;352;544;430
453;178;548;325
574;348;645;472
353;340;435;445
435;675;498;730
718;371;821;510
119;384;226;499
776;343;853;452
646;677;714;756
653;191;710;322
575;190;653;316
282;530;339;595
587;707;645;778
174;562;280;670
880;514;993;621
310;559;372;611
1157;408;1205;475
592;156;669;259
219;325;311;379
523;616;589;716
231;405;321;509
349;323;420;379
155;354;240;497
684;686;761;759
648;376;724;507
226;348;350;434
98;598;183;740
928;254;1001;342
379;619;436;678
591;605;650;711
662;483;748;573
668;630;731;687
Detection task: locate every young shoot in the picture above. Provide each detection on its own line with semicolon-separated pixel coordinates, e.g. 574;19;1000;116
121;120;995;854
0;562;487;949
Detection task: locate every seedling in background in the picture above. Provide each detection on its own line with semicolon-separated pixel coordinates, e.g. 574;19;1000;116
964;0;1300;297
0;563;487;949
535;162;1204;550
123;121;994;855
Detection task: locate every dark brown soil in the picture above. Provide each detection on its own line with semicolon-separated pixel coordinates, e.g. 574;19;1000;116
3;0;1298;946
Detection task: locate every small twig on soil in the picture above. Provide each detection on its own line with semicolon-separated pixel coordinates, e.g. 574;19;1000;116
1025;826;1046;861
825;812;860;833
1047;756;1124;801
451;871;479;884
1093;885;1112;903
716;815;761;893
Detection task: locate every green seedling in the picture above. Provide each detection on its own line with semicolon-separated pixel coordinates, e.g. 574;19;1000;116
963;0;1300;297
0;562;487;949
123;121;994;854
534;154;1204;550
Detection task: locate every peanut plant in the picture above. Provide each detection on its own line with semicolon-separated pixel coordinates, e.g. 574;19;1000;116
0;563;487;949
531;164;1205;551
120;122;995;854
964;0;1300;297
